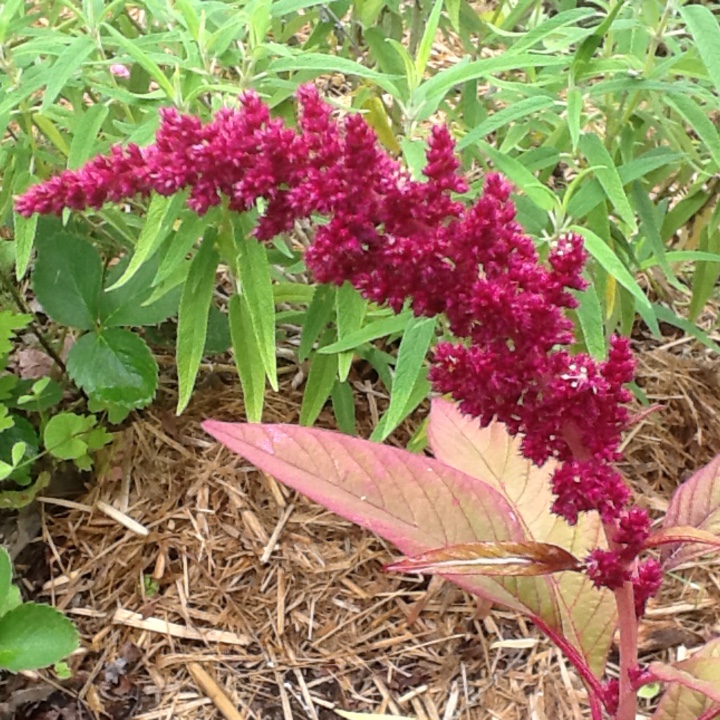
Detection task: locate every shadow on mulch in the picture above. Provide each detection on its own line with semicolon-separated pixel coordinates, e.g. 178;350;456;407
4;330;720;720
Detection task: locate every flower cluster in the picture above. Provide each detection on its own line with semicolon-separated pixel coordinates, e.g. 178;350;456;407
17;87;651;597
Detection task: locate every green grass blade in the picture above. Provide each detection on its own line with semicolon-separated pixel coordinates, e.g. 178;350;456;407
176;239;218;414
319;312;413;354
578;133;637;233
335;282;367;383
237;230;278;391
107;194;183;290
680;5;720;97
372;316;435;442
13;213;37;281
575;281;606;359
229;294;266;423
300;333;338;426
298;285;335;362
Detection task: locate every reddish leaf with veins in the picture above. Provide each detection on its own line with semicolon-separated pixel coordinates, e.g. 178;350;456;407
662;454;720;568
426;398;615;679
386;541;582;576
645;526;720;553
651;638;720;720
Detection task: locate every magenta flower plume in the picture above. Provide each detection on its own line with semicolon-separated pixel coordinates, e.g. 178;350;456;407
16;86;653;598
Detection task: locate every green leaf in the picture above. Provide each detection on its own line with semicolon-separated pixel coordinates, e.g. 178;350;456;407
578;134;637;233
32;113;69;157
68;104;109;170
12;212;37;281
680;6;720;98
0;548;20;619
566;87;582;152
41;36;95;111
0;603;78;672
300;333;338;427
298;285;335;362
415;0;443;79
0;0;24;44
237;228;277;391
67;329;158;409
154;213;209;286
268;53;400;97
319;312;412;354
176;239;218;414
99;256;181;328
571;226;656;330
107;193;184;290
666;94;720;171
0;310;31;357
33;232;103;331
459;96;556;148
512;8;595;52
689;223;720;323
229;294;266;423
43;412;96;461
0;471;50;510
478;141;557;211
575;282;606;359
204;306;231;355
413;54;568;120
372;316;435;442
15;378;63;413
331;380;356;436
335;282;367;382
631;182;678;289
101;24;176;99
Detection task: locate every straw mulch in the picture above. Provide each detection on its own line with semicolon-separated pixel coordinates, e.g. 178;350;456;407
8;331;720;720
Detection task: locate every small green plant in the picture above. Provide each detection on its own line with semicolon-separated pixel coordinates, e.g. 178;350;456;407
0;308;112;508
0;546;78;672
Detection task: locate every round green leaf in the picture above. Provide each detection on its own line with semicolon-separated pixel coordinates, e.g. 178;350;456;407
67;329;158;409
0;602;78;672
43;412;94;461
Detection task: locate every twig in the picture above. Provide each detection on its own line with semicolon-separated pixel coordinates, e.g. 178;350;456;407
0;268;68;373
187;662;244;720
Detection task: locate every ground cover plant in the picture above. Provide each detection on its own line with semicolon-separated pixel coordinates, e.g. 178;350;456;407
18;83;720;719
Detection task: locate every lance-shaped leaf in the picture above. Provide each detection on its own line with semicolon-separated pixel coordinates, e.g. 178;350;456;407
386;541;582;577
662;454;720;569
201;420;563;617
645;526;720;554
651;638;720;720
426;398;615;679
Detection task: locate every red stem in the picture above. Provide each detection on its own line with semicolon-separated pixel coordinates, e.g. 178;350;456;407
532;615;607;718
614;581;639;720
698;704;720;720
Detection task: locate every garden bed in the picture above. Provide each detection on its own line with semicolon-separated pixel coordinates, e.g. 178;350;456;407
6;327;720;720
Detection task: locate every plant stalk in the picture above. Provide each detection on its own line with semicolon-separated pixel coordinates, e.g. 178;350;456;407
697;704;720;720
532;616;606;717
614;581;639;720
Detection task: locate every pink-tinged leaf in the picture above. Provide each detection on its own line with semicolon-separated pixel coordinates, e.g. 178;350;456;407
202;420;537;614
385;541;582;576
663;454;720;569
646;526;720;553
426;397;615;679
651;639;720;720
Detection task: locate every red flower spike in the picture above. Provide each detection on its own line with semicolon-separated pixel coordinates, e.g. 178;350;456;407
16;86;640;562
